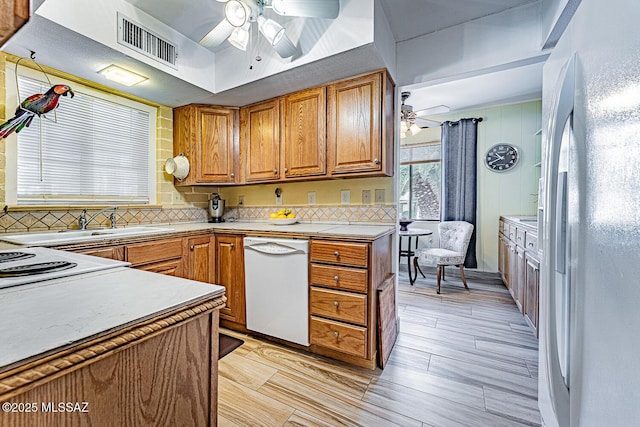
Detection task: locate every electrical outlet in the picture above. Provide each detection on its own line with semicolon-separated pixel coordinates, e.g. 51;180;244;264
362;190;371;204
238;195;244;206
275;194;283;206
340;190;350;205
375;189;385;204
308;191;316;205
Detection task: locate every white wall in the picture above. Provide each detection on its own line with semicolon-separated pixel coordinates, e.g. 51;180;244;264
396;2;544;87
404;100;542;272
373;0;397;81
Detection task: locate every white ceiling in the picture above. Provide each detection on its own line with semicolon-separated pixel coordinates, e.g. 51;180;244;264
3;0;544;110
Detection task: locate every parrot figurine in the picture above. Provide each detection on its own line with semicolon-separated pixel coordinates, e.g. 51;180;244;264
0;84;75;139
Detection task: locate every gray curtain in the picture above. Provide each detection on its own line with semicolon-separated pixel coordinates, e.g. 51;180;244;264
441;118;478;268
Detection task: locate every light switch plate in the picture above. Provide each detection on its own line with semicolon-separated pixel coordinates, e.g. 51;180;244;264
375;189;385;204
362;190;371;204
341;190;350;205
308;191;316;205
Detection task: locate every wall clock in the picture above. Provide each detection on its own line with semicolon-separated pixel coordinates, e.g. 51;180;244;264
484;143;520;172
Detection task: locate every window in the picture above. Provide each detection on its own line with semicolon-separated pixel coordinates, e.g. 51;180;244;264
399;143;441;220
8;72;156;205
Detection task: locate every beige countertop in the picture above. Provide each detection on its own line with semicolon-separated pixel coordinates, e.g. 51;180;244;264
0;267;225;372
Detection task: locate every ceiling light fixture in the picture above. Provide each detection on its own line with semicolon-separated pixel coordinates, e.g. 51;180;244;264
200;0;339;59
98;65;148;86
400;91;420;138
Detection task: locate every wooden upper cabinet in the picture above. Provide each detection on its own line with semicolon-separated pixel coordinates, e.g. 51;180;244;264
282;87;326;178
241;99;280;182
327;72;393;176
0;0;29;46
173;104;239;185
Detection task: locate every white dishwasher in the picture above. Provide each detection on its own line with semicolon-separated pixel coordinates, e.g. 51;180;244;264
243;236;309;346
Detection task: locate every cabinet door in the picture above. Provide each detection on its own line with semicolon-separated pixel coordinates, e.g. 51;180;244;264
283;87;326;178
241;99;281;182
185;235;215;283
198;107;238;183
327;73;382;175
515;245;526;313
0;0;29;46
524;253;540;337
215;235;245;324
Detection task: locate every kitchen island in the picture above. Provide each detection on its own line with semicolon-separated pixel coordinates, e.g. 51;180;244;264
0;266;226;426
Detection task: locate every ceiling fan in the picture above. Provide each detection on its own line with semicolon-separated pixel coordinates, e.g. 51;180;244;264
199;0;340;58
400;91;449;138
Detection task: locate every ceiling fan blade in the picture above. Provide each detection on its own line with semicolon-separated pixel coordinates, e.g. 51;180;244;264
199;19;234;47
413;104;450;117
415;117;442;128
272;33;297;58
269;0;339;18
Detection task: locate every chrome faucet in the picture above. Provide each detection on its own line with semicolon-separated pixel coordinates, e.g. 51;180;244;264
78;206;118;230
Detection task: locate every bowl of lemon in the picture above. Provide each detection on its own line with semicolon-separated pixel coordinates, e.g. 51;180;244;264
269;208;297;225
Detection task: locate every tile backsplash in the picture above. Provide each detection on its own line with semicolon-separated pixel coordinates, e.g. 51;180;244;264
225;204;396;224
0;204;396;233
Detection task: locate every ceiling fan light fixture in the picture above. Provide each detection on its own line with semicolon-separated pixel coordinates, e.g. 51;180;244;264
273;33;297;58
409;122;421;135
225;0;249;27
257;15;285;45
400;120;408;133
228;26;250;50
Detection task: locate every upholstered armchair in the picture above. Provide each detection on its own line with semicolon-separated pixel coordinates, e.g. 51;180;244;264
414;221;474;294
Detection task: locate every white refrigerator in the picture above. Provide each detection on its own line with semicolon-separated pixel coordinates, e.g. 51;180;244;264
539;0;640;426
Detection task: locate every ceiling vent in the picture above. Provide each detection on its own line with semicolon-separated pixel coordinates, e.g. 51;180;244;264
117;13;178;69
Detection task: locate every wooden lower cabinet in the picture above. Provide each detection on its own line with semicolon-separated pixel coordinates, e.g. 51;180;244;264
215;234;246;325
309;234;393;369
499;217;540;337
125;237;184;277
0;300;223;427
184;235;215;283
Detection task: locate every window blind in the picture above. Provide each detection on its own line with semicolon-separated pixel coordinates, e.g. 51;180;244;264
16;77;151;205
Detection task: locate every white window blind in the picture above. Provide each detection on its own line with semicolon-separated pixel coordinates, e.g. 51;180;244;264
16;76;151;205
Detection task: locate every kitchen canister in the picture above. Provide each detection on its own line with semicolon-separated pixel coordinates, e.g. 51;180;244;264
164;153;190;181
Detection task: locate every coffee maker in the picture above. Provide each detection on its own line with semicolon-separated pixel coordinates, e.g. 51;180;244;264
208;193;225;223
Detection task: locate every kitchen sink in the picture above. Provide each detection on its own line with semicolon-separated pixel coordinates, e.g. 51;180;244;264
0;227;172;246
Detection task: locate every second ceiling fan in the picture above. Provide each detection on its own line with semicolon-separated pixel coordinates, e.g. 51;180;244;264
200;0;340;58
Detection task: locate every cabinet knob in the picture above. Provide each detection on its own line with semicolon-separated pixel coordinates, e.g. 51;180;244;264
230;172;235;178
284;167;288;173
273;169;278;174
334;275;339;282
333;301;339;307
374;158;380;164
229;243;235;248
334;251;339;257
333;331;339;338
190;245;194;251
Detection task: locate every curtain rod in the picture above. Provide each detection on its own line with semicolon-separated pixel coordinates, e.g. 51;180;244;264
446;117;483;126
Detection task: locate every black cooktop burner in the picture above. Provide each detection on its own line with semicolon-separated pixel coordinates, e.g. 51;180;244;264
0;261;78;278
0;252;36;263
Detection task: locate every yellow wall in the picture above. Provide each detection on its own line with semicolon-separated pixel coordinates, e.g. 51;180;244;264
403;100;542;272
219;177;394;206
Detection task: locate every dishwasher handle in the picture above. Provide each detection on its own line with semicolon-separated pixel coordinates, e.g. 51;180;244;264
245;242;305;256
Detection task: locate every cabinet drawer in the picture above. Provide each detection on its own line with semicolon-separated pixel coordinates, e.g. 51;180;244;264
310;316;367;358
310;240;368;267
502;222;509;237
507;224;516;241
136;259;182;276
525;233;538;252
516;228;526;247
310;264;368;292
126;238;183;266
310;287;367;326
76;246;124;261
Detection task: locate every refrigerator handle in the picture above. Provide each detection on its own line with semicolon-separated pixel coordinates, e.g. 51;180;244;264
555;172;567;274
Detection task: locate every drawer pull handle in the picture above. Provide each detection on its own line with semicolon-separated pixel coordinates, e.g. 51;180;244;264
334;275;339;282
333;301;339;307
333;331;339;338
334;251;339;257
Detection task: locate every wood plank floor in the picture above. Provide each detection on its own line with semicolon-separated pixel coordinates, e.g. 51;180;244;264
218;265;541;426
